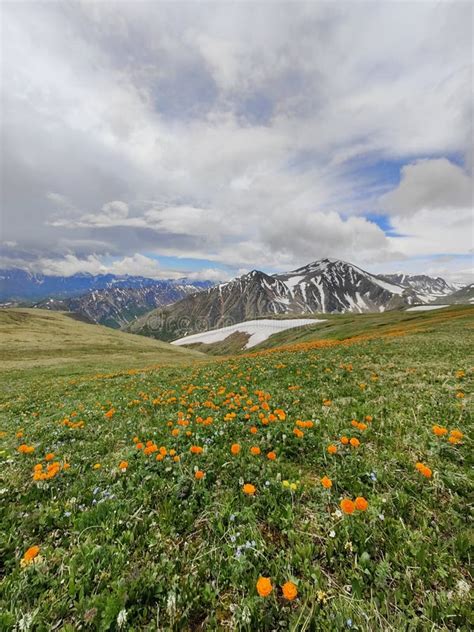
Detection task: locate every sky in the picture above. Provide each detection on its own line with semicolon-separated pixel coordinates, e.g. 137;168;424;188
1;1;473;284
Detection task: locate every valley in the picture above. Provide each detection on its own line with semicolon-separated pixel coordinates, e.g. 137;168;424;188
0;303;472;630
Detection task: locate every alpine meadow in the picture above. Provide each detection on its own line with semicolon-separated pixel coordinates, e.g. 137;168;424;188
1;2;473;631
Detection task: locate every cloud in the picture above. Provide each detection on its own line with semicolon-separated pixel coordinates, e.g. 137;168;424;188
1;1;472;282
380;159;472;215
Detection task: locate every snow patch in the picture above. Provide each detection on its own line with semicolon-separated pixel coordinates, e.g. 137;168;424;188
406;305;449;312
172;318;324;349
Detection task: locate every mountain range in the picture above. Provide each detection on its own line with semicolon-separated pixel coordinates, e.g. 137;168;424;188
0;269;213;328
125;258;465;341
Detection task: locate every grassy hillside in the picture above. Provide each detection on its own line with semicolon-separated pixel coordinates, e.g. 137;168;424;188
0;308;204;380
181;305;474;355
0;307;472;630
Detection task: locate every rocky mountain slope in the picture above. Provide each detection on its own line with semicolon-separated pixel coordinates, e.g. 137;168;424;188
433;283;474;305
378;273;460;304
34;282;210;328
125;259;420;341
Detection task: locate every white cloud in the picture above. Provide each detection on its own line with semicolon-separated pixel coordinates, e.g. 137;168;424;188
380;159;472;216
1;2;472;283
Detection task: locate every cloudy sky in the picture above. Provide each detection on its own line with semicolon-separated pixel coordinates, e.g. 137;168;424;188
1;1;472;283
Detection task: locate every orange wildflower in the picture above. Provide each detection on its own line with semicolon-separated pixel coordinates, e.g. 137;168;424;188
45;453;55;461
450;429;463;440
267;451;276;461
190;446;203;454
104;408;115;419
256;576;273;597
349;437;360;448
340;436;349;445
17;444;35;454
250;446;261;455
21;545;40;567
340;498;355;514
282;581;298;601
136;442;144;450
320;476;332;489
230;443;241;455
420;466;432;478
432;425;447;437
242;483;256;495
195;470;205;480
416;463;432;478
355;496;368;511
118;460;128;471
293;427;304;438
250;426;258;434
327;444;337;455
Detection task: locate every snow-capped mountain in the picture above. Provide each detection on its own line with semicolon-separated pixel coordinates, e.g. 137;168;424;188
432;283;474;305
274;259;409;313
33;282;210;328
377;273;461;304
126;259;419;341
0;268;212;302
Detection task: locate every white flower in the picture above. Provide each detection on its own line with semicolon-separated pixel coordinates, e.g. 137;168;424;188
456;579;470;596
116;609;127;628
17;613;33;631
329;530;336;538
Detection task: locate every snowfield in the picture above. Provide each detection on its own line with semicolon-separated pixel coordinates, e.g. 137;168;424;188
172;318;324;349
406;305;449;312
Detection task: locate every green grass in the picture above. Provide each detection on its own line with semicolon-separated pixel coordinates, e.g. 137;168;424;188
178;305;474;355
0;309;205;384
0;308;472;630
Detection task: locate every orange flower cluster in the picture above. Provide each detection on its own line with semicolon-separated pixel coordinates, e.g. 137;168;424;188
449;429;463;444
250;446;261;455
256;577;298;600
18;444;35;454
104;408;116;419
432;425;463;444
190;445;204;454
295;419;313;428
63;418;84;429
351;420;368;431
340;496;369;514
415;462;432;478
32;460;65;481
327;444;337;454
